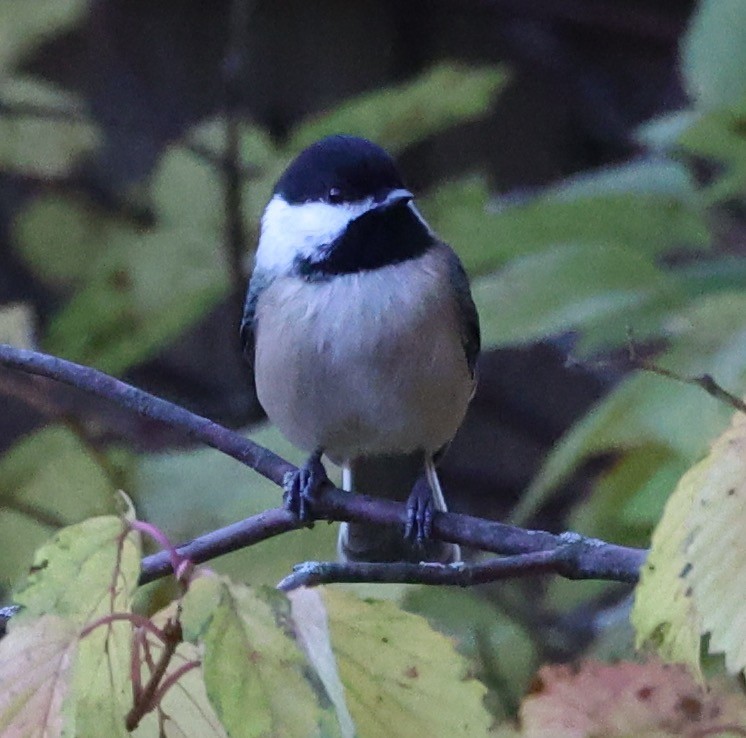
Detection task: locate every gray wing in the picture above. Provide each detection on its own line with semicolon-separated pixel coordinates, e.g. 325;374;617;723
239;268;274;367
443;245;480;377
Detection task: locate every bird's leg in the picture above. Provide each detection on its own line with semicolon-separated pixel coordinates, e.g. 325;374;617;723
283;448;329;525
404;475;436;545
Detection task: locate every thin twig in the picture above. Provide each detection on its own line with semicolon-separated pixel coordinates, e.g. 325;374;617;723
631;357;746;416
567;337;746;417
125;619;182;732
277;549;570;590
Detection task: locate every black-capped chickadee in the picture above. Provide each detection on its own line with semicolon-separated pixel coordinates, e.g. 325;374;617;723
241;135;480;563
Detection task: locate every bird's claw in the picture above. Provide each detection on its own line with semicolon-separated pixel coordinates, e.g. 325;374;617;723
283;451;328;526
404;476;435;545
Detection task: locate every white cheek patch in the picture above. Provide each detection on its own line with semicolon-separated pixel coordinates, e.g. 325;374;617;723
256;195;376;273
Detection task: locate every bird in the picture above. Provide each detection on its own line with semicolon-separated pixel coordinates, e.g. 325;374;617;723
240;134;480;563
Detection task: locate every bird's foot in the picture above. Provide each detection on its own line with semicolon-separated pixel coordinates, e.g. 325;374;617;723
283;449;328;526
404;476;435;546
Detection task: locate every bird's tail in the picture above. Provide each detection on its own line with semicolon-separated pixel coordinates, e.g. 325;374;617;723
337;451;460;563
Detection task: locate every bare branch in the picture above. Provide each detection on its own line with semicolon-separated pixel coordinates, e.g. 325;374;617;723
0;344;647;590
278;548;569;591
0;344;294;485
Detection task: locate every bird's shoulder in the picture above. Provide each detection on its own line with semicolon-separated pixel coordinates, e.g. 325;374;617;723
434;242;481;377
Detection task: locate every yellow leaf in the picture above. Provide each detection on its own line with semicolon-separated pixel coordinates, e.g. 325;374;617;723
631;451;704;673
13;515;141;626
684;410;746;674
132;639;226;738
320;587;492;738
73;616;132;738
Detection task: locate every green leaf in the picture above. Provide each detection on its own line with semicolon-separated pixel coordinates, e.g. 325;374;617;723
423;167;709;281
187;117;282;226
566;445;687;548
676;105;746;201
681;0;746;110
27;190;229;373
290;62;507;154
0;426;119;588
635;110;699;152
473;244;670;348
15;120;247;374
0;0;88;72
14;195;134;286
0;77;99;177
319;588;492;738
152;146;225;233
176;574;223;645
513;291;746;525
551;158;699;200
202;579;335;738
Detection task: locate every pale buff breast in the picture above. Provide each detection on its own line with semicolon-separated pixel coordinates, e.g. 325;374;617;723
253;246;475;464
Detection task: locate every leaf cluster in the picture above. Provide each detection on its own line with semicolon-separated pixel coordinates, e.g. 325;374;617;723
0;513;491;737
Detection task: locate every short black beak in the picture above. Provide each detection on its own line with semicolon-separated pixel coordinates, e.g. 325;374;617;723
377;188;414;207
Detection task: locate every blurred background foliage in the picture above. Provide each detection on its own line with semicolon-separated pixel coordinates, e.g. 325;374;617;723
1;0;745;721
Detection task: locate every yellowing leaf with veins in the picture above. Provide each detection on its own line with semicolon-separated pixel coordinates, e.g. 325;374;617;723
0;615;78;737
73;617;132;738
632;452;703;674
13;515;141;626
12;516;141;736
320;587;492;738
684;410;746;674
201;579;336;738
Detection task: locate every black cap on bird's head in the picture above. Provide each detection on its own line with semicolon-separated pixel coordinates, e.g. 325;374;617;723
256;135;424;276
274;135;407;206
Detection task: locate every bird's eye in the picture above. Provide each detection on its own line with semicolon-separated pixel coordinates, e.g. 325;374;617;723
328;187;344;204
